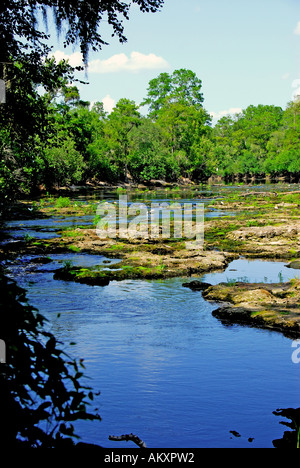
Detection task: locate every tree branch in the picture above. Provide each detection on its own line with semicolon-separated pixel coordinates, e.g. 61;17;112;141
108;433;147;448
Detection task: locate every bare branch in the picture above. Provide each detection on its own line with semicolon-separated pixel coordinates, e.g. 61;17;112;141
108;433;147;448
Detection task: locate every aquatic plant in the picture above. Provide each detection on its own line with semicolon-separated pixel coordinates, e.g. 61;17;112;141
23;233;34;243
62;259;74;271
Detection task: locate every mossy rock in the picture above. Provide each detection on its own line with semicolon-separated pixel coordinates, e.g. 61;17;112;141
53;267;110;286
286;260;300;269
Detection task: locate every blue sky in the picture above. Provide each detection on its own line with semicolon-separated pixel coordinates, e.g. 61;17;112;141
48;0;300;122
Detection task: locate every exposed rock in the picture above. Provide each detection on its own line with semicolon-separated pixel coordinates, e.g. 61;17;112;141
182;280;212;291
31;256;53;264
225;223;300;258
227;224;300;241
202;280;300;337
285;260;300;269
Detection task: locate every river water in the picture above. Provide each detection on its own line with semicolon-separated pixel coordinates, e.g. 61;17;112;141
2;187;300;448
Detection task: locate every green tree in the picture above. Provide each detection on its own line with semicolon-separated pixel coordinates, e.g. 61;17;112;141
235;105;283;154
211;105;284;178
106;98;141;182
154;100;211;177
142;68;204;119
0;58;76;204
43;132;85;187
0;0;165;202
128;119;169;182
264;100;300;178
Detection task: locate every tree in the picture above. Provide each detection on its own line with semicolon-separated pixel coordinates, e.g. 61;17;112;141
0;57;76;204
0;0;165;201
106;98;141;182
283;99;300;131
211;105;284;178
128;118;168;182
43;133;86;187
0;0;164;65
235;105;283;152
142;68;204;119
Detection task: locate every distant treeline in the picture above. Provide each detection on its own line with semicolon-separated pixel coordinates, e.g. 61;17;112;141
1;66;300;205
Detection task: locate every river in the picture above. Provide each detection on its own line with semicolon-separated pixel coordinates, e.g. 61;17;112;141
2;187;300;448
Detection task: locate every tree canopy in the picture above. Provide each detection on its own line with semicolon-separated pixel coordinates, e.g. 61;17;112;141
142;68;204;119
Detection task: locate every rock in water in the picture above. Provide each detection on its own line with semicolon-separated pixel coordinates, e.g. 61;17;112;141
182;280;211;291
285;261;300;269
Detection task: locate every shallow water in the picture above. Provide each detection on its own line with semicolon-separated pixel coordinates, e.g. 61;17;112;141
2;188;300;448
6;255;300;448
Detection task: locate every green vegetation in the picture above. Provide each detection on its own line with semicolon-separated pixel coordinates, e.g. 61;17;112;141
2;57;300;207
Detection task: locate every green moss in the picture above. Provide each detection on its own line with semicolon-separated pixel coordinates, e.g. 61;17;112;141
68;245;81;252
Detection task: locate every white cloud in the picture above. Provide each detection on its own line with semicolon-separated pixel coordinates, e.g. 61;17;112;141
50;50;169;74
210;107;242;121
102;94;116;113
88;51;169;73
51;50;84;67
294;21;300;35
291;79;300;100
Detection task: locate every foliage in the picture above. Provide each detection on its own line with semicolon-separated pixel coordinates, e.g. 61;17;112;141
105;98;141;181
0;271;101;448
0;0;165;204
55;196;72;208
142;68;205;119
128;119;168;181
43;133;85;187
2;70;300;196
0;0;164;65
211;104;287;178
